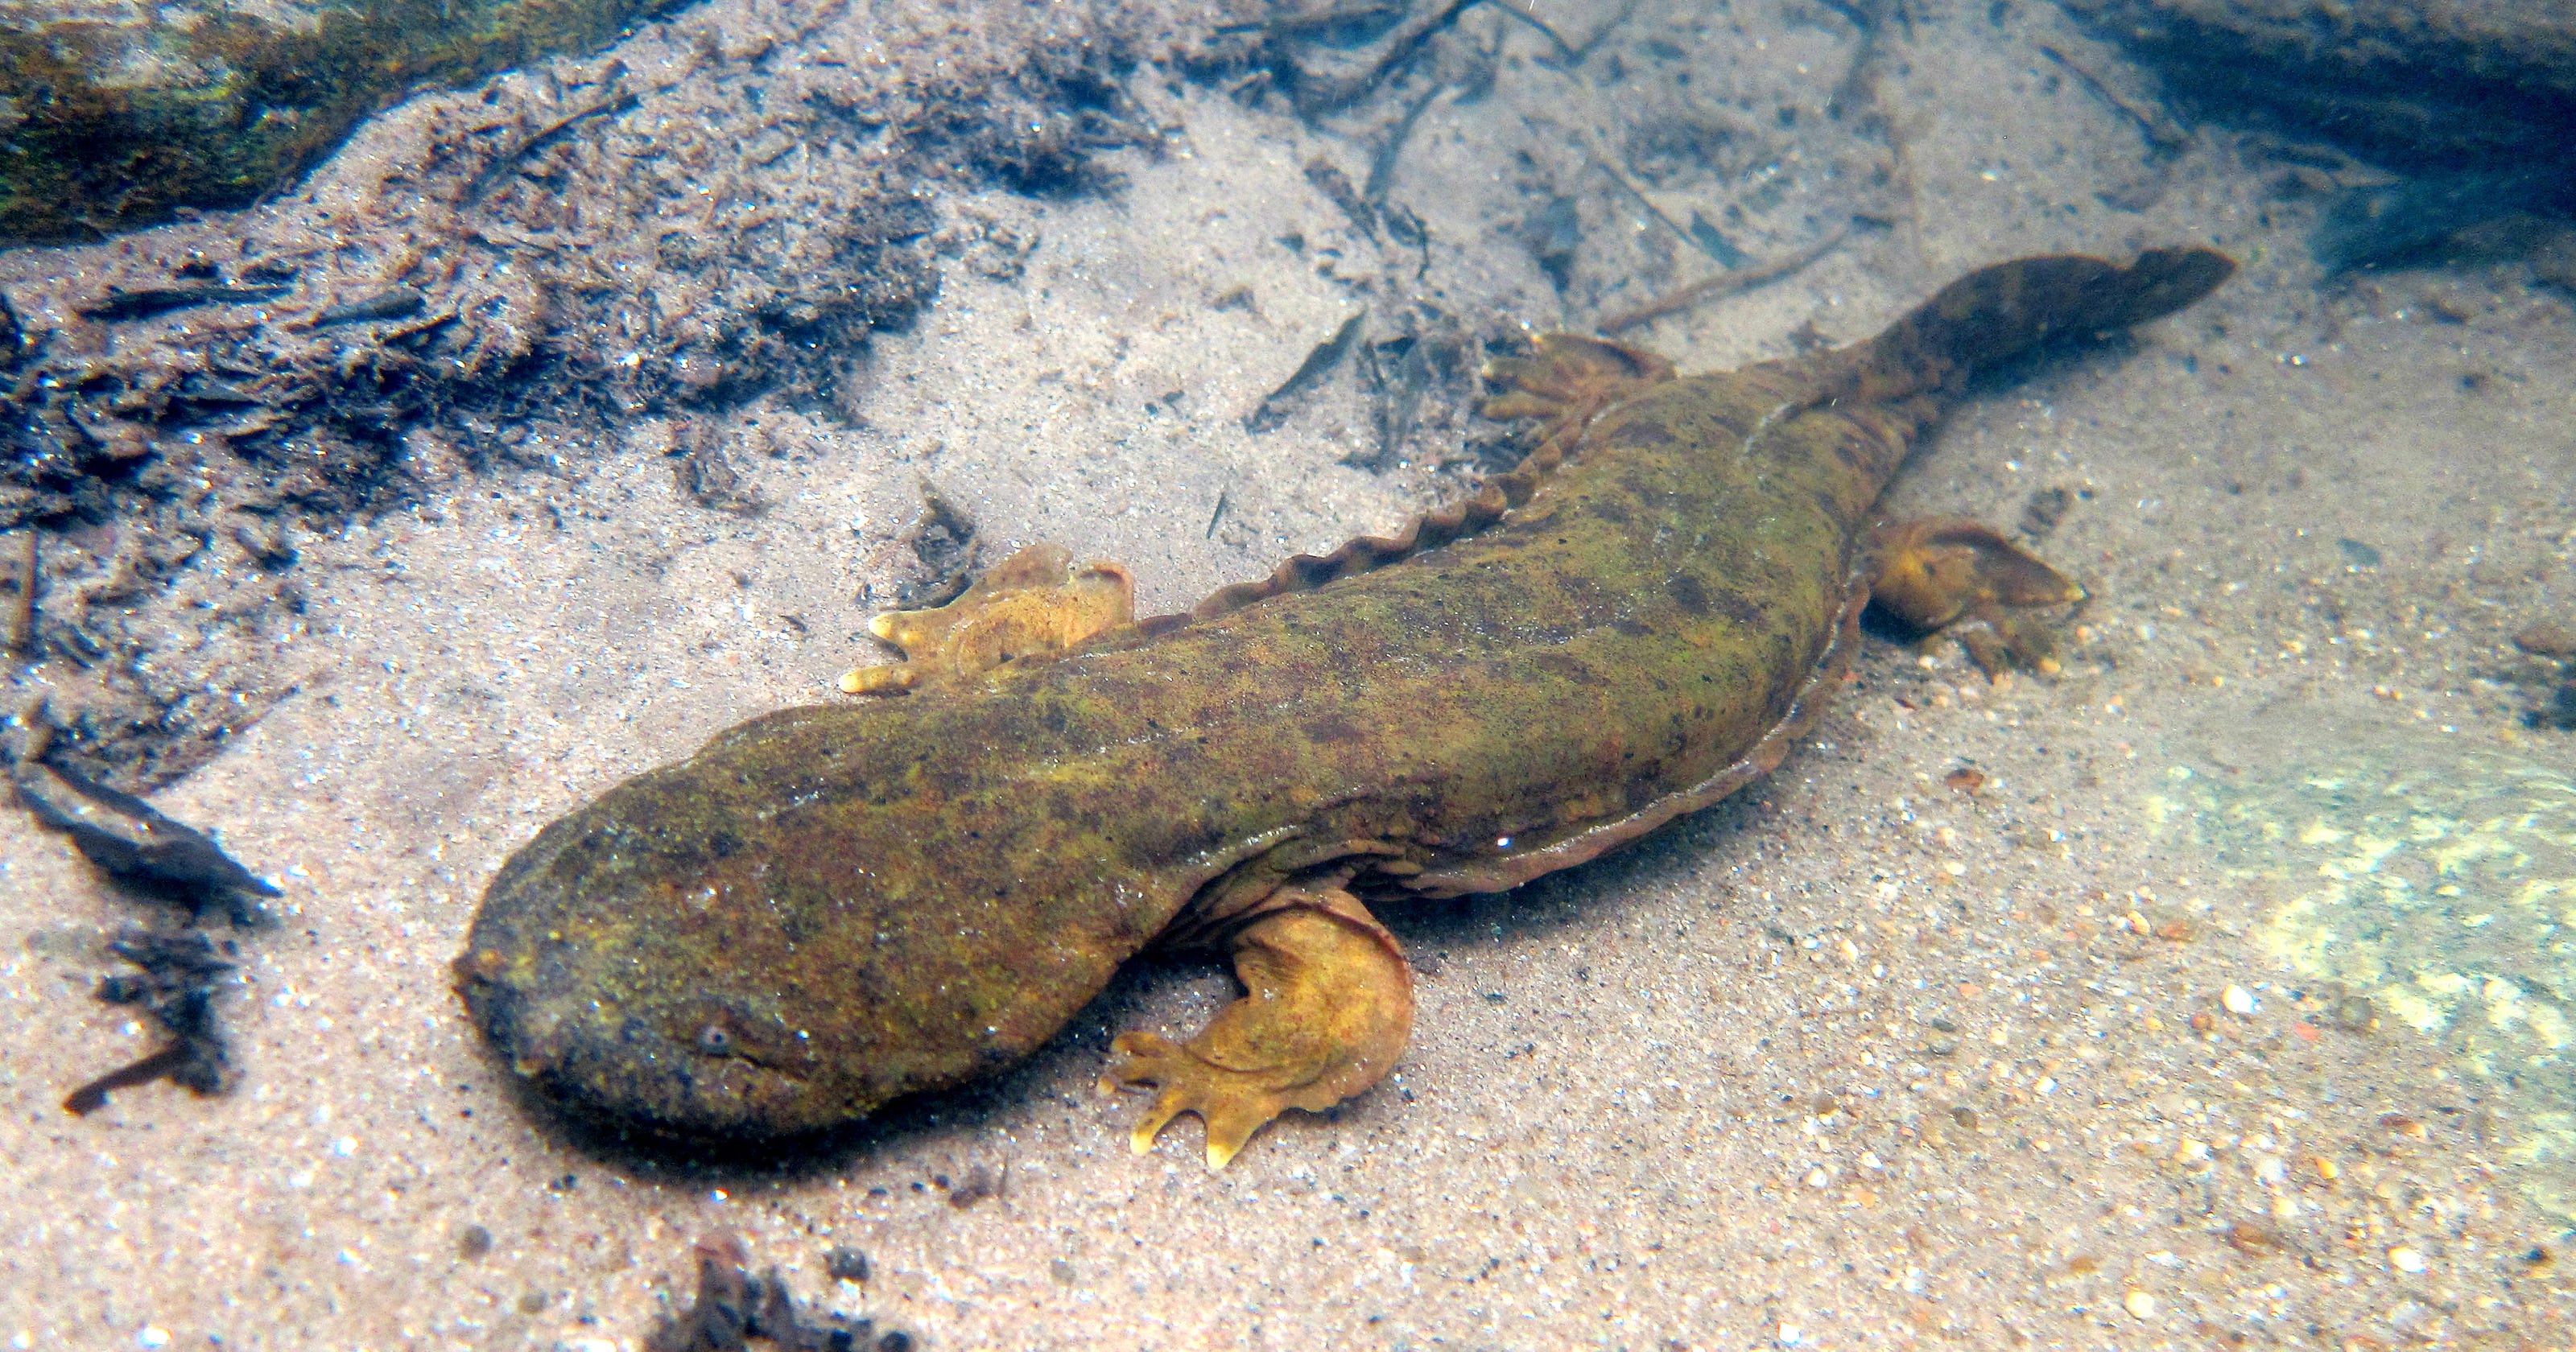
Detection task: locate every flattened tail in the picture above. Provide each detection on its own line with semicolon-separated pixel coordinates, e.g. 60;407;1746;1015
1846;247;2235;402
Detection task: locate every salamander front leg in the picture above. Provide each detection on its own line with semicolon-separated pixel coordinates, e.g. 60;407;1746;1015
840;542;1133;695
1868;517;2083;678
1104;886;1414;1170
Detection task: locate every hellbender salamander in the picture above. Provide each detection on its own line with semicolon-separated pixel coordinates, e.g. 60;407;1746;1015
458;249;2233;1166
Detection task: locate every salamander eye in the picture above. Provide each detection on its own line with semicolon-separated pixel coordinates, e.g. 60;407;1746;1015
695;1024;734;1053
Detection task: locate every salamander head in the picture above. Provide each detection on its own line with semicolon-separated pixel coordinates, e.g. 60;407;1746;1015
454;847;865;1142
452;760;1117;1144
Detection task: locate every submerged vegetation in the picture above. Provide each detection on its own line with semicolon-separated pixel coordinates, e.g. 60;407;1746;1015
0;0;692;244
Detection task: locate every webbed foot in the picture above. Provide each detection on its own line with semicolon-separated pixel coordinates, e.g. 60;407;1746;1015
1480;334;1675;436
841;542;1134;695
1868;517;2083;678
1103;886;1414;1169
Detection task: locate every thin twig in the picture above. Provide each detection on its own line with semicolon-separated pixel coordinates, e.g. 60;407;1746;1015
10;530;35;660
2036;43;2188;153
1296;0;1478;114
462;90;641;206
1366;81;1450;201
1484;0;1577;60
1595;223;1852;335
1823;0;1889;121
65;1044;190;1116
1577;135;1705;258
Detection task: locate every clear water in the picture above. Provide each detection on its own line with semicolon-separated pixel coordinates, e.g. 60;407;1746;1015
2;0;2572;1346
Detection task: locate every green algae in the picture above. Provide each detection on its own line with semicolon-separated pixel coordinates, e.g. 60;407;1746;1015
0;0;690;245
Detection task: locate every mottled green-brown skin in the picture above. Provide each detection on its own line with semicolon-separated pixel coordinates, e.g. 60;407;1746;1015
459;249;2233;1141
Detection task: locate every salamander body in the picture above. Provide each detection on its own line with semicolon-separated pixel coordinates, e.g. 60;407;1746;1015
457;249;2232;1164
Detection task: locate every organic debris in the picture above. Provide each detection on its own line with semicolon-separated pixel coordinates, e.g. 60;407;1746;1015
646;1232;912;1352
894;487;980;611
9;712;274;1112
64;930;237;1115
0;10;1159;793
76;285;291;321
2017;486;2084;543
311;287;428;328
1245;310;1366;434
671;420;766;517
10;751;280;925
1593;223;1852;334
940;1161;1007;1210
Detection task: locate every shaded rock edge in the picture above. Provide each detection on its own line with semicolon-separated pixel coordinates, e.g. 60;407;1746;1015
2055;0;2576;170
0;0;1253;790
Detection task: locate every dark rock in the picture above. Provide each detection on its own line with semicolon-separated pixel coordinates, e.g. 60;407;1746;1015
2058;0;2576;171
0;0;695;245
2310;168;2576;274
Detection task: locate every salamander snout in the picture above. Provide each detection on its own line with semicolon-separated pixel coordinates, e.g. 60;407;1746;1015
455;884;834;1143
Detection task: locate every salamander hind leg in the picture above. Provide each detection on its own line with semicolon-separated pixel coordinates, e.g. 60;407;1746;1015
1480;334;1676;435
1104;886;1414;1170
840;542;1134;694
1868;517;2083;678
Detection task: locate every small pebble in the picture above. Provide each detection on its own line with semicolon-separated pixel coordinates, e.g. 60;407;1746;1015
2513;621;2576;658
1803;1166;1831;1188
2226;1220;2286;1254
824;1246;871;1283
2123;1290;2158;1321
135;1329;169;1350
2223;985;2256;1015
2389;1247;2429;1274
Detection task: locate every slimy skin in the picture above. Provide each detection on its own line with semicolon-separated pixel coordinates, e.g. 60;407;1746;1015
456;249;2232;1165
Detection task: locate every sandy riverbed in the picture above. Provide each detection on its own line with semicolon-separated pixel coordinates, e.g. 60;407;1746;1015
3;1;2571;1347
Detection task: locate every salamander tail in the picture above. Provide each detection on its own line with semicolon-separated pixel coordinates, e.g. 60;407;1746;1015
1843;248;2235;403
